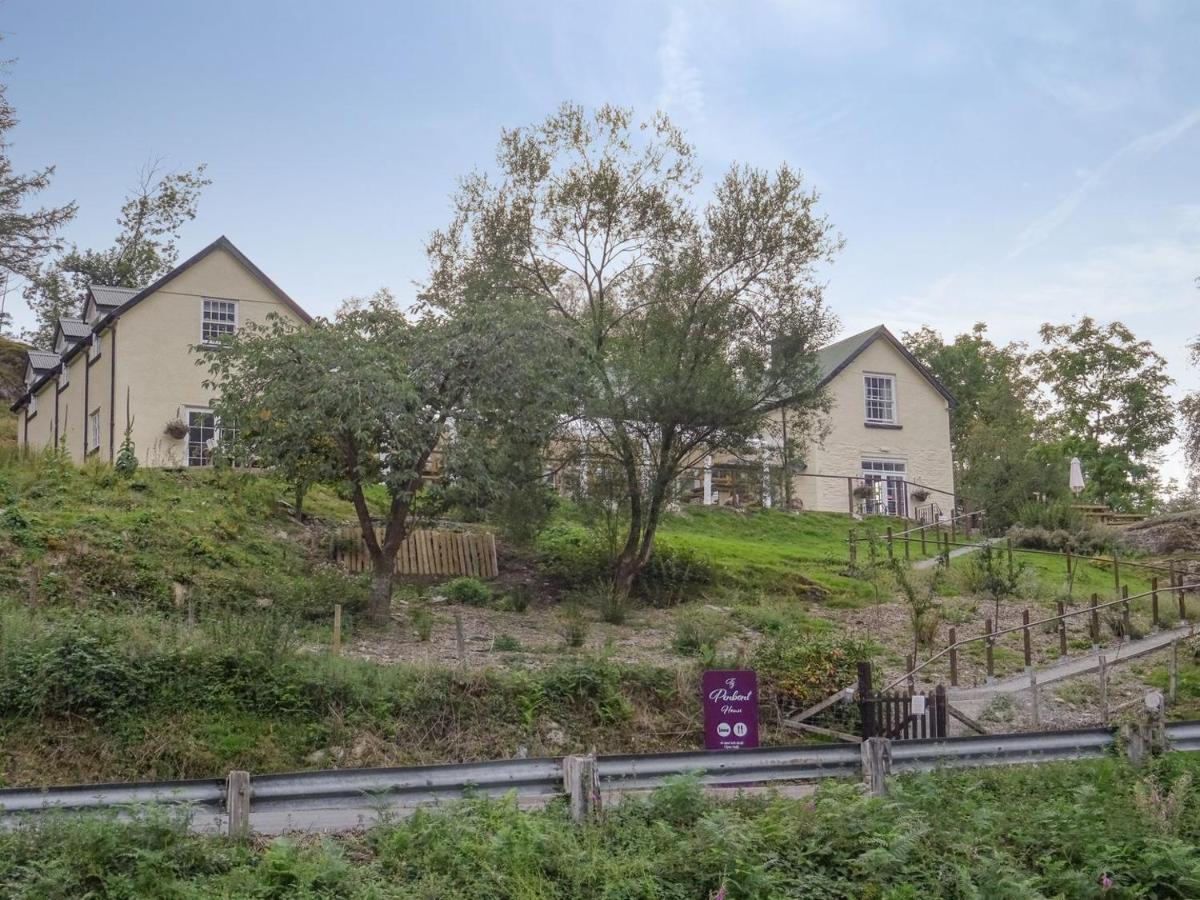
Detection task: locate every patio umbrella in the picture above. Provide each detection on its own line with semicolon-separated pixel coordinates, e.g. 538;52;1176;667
1069;457;1085;495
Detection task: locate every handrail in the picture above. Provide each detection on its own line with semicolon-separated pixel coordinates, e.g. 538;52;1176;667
850;529;1199;576
880;581;1200;693
886;508;985;540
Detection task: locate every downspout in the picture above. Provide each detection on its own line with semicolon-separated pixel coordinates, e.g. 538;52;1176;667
53;379;59;447
83;353;90;456
108;321;117;460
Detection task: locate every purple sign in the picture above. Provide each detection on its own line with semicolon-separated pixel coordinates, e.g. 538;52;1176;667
702;670;759;751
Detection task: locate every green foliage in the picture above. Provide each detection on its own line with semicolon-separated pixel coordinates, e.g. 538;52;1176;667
9;758;1200;896
1015;499;1084;531
557;603;590;648
440;576;491;607
493;633;521;653
427;102;841;593
1008;524;1117;556
114;426;138;476
1033;317;1176;512
672;610;731;656
408;599;434;642
753;631;873;711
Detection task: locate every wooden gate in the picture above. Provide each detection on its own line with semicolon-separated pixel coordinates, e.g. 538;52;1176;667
857;662;948;740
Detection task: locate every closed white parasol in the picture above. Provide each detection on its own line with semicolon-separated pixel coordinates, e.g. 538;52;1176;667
1069;457;1085;495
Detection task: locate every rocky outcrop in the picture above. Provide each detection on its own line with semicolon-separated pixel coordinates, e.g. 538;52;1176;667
1121;510;1200;555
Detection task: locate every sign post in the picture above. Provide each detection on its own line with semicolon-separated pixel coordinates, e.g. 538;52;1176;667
702;670;760;751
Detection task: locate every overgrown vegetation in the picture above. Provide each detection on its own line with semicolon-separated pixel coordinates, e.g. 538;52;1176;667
6;757;1200;897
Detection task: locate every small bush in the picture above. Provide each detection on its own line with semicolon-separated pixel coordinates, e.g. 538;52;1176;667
441;577;491;606
558;604;590;648
753;632;874;711
409;600;434;642
1014;499;1083;531
500;585;532;613
637;544;716;608
1008;523;1117;556
671;610;730;656
493;633;522;653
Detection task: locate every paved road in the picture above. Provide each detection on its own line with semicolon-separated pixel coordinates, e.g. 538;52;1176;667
911;536;1006;571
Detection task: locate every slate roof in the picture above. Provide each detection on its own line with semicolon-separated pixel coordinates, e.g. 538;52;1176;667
57;318;91;341
89;285;140;308
26;350;60;372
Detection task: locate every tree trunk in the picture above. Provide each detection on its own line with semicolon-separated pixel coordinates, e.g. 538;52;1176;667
367;556;395;626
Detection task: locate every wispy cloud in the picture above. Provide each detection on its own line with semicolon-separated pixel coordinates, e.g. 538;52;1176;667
656;6;705;119
1009;106;1200;258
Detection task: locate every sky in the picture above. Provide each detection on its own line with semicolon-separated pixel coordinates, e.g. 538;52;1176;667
2;0;1198;483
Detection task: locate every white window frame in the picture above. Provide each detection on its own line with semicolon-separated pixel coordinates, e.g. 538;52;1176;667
863;373;897;425
183;406;218;467
88;409;101;452
89;332;101;361
860;457;908;516
200;298;239;346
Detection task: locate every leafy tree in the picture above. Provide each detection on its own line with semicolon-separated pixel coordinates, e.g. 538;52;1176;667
0;68;76;280
1181;284;1199;489
905;324;1057;528
425;103;840;595
204;290;550;625
24;163;209;347
1032;317;1175;511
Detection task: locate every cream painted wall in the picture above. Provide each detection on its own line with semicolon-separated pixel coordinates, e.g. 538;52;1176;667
114;247;305;468
802;337;955;514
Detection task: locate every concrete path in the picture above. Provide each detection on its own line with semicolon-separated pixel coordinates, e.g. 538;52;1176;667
949;621;1195;701
911;536;1006;571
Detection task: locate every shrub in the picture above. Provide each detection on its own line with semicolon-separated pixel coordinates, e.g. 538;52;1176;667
637;544;716;607
671;610;730;656
441;577;491;606
557;604;590;648
493;633;521;653
409;600;434;642
1014;499;1084;531
1008;523;1117;556
536;524;610;585
499;585;532;613
753;632;873;711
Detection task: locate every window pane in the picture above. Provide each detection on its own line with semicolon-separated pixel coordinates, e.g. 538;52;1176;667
188;410;216;466
202;299;237;344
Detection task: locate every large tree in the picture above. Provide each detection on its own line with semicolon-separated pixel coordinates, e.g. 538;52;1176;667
24;163;209;347
1181;333;1199;492
905;323;1056;528
0;70;76;282
204;289;554;625
1032;317;1175;511
425;104;841;595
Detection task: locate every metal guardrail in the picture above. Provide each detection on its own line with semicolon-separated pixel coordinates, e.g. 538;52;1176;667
2;723;1198;832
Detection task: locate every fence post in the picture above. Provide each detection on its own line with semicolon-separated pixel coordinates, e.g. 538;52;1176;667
1065;550;1072;579
1121;585;1131;639
1099;655;1109;726
948;627;958;687
1170;639;1179;703
1175;564;1187;623
950;516;956;545
1151;577;1160;629
1112;550;1121;599
562;755;601;825
332;604;343;655
1022;609;1032;669
1090;593;1100;647
934;684;948;738
903;531;911;561
857;661;875;739
226;770;251;839
984;618;995;683
921;526;927;556
1029;669;1040;726
1056;601;1068;657
860;737;892;797
1007;537;1014;581
886;527;894;561
849;529;857;567
905;655;915;691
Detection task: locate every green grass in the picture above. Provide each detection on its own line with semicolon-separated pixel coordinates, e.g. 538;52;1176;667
655;505;897;602
4;756;1200;897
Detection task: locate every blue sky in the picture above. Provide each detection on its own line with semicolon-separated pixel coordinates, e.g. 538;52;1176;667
3;1;1199;481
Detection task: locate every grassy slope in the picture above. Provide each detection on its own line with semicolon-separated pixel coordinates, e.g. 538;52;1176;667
3;756;1199;897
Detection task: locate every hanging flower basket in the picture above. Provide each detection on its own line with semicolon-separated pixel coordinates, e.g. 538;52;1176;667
912;489;931;503
852;484;874;500
164;419;188;440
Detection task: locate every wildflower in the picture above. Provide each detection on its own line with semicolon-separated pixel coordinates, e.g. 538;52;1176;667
1099;873;1113;891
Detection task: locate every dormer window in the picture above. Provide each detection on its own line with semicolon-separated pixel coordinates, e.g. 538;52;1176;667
864;374;896;425
201;299;237;345
89;332;101;361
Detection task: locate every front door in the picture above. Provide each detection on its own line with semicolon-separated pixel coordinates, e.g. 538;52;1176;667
187;409;216;467
861;458;907;517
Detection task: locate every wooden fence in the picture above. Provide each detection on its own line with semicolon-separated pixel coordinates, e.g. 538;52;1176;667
859;662;948;740
332;526;498;578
